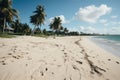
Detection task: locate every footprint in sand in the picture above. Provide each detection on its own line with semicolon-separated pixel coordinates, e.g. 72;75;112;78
116;61;119;64
0;60;7;65
108;59;111;61
45;68;48;71
52;72;54;74
76;60;83;64
8;53;12;55
27;57;32;60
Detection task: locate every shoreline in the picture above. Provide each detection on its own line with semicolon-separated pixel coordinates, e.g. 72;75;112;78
90;36;120;57
0;36;120;80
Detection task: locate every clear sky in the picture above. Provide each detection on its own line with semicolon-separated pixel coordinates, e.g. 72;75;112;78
13;0;120;34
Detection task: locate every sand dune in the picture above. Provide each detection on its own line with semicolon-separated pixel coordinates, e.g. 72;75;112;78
0;36;120;80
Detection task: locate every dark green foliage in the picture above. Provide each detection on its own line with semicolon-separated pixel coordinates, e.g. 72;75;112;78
11;20;31;34
0;0;19;33
30;5;46;35
43;29;47;34
68;31;79;36
49;17;63;36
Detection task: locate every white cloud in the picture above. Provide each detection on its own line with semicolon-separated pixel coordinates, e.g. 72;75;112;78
49;15;69;24
111;15;118;19
75;4;112;23
80;26;96;33
99;19;107;24
99;19;109;26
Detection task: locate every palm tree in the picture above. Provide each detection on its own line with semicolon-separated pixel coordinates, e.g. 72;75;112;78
0;0;19;33
22;23;31;34
30;5;46;35
49;17;62;35
11;20;21;33
64;27;68;33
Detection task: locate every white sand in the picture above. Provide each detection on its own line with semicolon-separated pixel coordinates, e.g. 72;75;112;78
0;36;120;80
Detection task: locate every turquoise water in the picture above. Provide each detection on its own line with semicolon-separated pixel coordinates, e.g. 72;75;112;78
91;35;120;57
96;35;120;42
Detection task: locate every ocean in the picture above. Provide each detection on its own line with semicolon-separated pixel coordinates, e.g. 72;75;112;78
91;35;120;57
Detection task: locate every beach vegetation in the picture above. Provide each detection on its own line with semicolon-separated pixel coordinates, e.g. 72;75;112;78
0;0;19;33
49;17;63;37
0;33;15;38
11;20;31;35
30;5;46;35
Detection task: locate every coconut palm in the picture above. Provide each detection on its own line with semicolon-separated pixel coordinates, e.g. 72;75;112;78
11;20;21;33
64;27;68;33
30;5;46;35
0;0;18;33
49;17;62;35
22;23;31;34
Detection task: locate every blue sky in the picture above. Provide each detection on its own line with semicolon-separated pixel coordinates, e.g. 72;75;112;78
13;0;120;34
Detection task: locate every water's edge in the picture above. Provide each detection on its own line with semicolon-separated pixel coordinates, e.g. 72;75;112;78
89;36;120;57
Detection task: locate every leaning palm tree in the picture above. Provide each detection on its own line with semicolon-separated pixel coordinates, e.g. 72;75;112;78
0;0;19;33
30;5;46;35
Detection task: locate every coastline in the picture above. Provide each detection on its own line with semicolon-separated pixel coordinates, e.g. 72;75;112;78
0;36;120;80
90;36;120;57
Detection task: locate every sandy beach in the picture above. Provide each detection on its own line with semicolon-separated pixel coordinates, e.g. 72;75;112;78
0;36;120;80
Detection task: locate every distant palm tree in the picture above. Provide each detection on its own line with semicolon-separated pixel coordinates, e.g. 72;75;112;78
60;26;63;31
11;20;21;33
30;5;46;35
64;27;69;33
49;17;62;35
22;23;31;34
0;0;19;33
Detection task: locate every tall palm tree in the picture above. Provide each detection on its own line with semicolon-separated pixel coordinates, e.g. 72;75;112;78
49;17;62;34
0;0;19;33
30;5;46;35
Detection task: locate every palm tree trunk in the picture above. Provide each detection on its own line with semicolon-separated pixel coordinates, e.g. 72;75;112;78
3;17;6;33
39;25;42;33
31;25;36;35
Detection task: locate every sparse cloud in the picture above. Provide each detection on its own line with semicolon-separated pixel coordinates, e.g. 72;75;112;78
49;15;69;24
99;19;107;24
111;27;120;34
99;19;109;26
75;4;112;23
80;26;96;33
111;15;118;19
